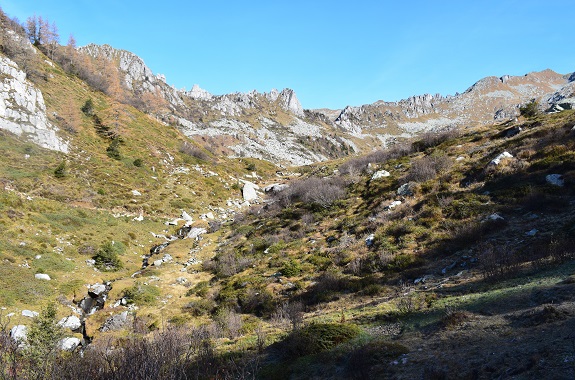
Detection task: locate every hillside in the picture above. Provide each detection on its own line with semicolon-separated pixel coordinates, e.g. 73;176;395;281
0;8;575;379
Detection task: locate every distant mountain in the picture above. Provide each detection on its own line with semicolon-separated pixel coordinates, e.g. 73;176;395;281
78;44;574;166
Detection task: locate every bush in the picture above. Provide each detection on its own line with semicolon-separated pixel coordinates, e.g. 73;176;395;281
281;259;302;277
520;100;539;118
81;99;94;116
54;161;66;178
122;283;161;306
275;176;347;209
280;323;361;358
133;158;143;167
405;154;451;182
106;138;122;160
180;142;209;161
93;241;124;271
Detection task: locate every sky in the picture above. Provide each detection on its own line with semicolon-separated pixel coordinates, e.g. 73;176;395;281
2;0;573;110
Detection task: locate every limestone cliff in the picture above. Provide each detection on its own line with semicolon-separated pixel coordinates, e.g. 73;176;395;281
0;55;68;153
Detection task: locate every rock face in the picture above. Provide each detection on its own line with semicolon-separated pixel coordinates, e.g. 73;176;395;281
0;56;68;152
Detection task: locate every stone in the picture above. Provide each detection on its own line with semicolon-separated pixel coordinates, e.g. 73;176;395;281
546;174;564;187
365;234;375;248
162;254;173;262
153;259;163;267
59;337;81;351
100;311;130;332
371;170;391;180
397;183;414;196
88;283;107;297
10;325;27;343
22;310;38;318
131;190;142;196
489;151;513;165
386;200;402;210
58;316;82;331
264;183;289;193
242;181;259;201
176;277;187;285
504;126;522;138
487;213;504;221
186;227;207;240
199;212;215;220
34;273;51;281
181;211;193;225
526;229;538;236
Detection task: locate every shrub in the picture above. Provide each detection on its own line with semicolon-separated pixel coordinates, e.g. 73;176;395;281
122;283;161;306
54;161;66;178
81;99;94;116
106;138;122;160
412;129;460;151
280;323;361;358
405;154;452;182
133;158;143;167
275;176;347;209
93;241;124;271
281;259;302;277
180;142;209;161
520;100;539;118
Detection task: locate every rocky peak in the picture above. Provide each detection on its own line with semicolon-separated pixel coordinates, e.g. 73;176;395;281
278;88;304;117
186;84;213;100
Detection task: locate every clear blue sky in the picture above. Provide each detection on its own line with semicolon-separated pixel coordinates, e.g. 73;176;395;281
2;0;573;110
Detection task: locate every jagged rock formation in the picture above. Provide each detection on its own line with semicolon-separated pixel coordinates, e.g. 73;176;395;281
332;69;574;137
78;44;346;166
0;56;69;152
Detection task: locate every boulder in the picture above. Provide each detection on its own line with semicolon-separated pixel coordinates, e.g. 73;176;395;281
181;211;193;225
386;200;402;210
58;316;82;331
546;174;564;187
489;151;513;165
59;337;81;351
242;181;259;201
186;227;207;240
153;259;163;267
131;190;142;196
35;273;51;281
100;311;130;332
264;183;289;193
397;183;414;196
22;310;38;318
88;283;107;297
365;234;375;248
10;325;27;344
371;170;391;180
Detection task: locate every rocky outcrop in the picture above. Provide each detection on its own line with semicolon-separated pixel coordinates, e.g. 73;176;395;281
0;56;68;152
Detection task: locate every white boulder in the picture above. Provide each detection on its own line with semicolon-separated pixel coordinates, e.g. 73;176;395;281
489;151;513;165
22;310;38;318
242;181;259;201
371;170;391;180
35;273;51;281
58;316;82;331
10;325;27;343
59;337;81;351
